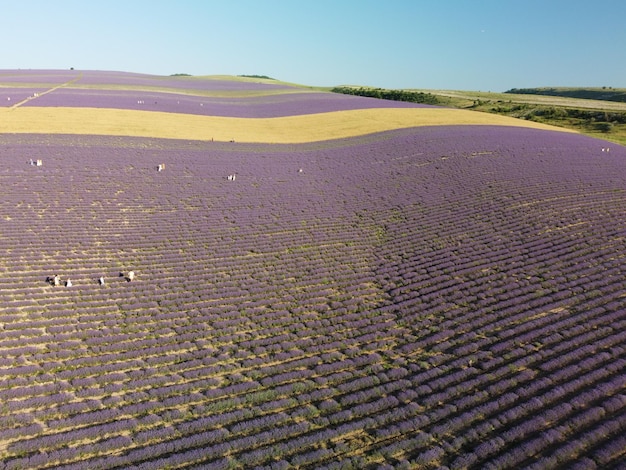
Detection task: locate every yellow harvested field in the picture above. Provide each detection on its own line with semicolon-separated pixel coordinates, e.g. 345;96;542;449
0;106;575;143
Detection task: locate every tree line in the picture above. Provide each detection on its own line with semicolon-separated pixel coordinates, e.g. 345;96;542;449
331;86;440;105
505;87;626;103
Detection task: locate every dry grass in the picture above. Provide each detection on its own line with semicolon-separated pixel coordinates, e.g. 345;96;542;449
0;107;575;143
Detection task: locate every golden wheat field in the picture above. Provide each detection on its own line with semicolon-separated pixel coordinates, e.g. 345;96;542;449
0;107;574;143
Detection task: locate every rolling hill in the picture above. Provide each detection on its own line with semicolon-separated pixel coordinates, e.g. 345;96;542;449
397;86;626;146
0;70;572;143
0;70;624;469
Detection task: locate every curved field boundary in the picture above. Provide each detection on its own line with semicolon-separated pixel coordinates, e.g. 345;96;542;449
0;107;575;143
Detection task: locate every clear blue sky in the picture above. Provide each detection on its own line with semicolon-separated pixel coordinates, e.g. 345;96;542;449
2;0;625;91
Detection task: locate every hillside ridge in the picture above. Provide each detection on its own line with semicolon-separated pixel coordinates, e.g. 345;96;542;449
505;86;626;103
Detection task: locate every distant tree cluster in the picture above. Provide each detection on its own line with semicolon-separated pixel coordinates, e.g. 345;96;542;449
238;75;276;80
170;73;192;77
505;87;626;103
331;87;440;105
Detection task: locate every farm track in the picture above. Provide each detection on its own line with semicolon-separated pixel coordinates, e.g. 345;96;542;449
0;116;625;466
8;74;83;110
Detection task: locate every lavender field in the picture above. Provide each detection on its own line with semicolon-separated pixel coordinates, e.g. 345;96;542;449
0;70;295;91
0;71;625;469
17;88;433;118
1;69;432;117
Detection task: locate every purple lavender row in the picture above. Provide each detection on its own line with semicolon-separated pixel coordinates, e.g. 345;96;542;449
19;87;433;116
0;69;296;91
0;69;80;84
0;88;48;106
76;70;297;90
7;417;137;455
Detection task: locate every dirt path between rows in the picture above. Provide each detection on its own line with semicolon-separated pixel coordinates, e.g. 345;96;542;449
9;72;83;110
